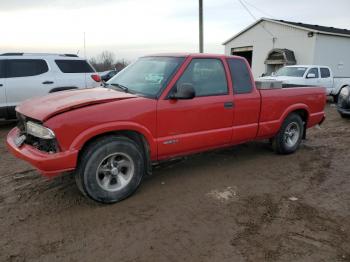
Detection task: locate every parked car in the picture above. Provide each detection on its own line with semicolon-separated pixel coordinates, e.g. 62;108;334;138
0;53;101;119
7;53;326;203
337;85;350;118
100;70;119;82
259;65;350;102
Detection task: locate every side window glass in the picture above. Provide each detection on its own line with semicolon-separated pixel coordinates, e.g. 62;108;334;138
176;59;228;97
227;58;253;94
308;68;319;78
320;68;330;78
55;60;94;73
7;59;48;78
0;60;4;78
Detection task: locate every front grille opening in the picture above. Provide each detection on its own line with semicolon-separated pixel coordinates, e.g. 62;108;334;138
25;134;59;153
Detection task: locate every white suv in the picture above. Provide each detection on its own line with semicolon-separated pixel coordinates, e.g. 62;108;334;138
0;53;101;119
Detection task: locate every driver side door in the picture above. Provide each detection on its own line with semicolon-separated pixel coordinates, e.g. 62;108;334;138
156;58;234;160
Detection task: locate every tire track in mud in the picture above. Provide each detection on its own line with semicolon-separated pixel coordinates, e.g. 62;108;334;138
229;194;350;262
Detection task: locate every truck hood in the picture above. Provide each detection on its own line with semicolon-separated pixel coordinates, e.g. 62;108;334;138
16;87;137;122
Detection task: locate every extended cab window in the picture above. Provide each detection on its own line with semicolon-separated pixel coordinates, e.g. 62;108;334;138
0;60;4;78
227;58;253;94
7;59;48;78
176;59;228;96
308;68;319;78
320;68;330;78
55;60;94;73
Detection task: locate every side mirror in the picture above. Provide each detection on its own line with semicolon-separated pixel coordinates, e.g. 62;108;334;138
169;83;195;100
306;73;316;79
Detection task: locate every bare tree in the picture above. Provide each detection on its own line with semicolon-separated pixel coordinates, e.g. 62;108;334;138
89;51;120;72
97;51;115;70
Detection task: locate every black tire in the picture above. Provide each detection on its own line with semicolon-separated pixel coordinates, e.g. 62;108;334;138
272;113;304;155
75;136;145;204
333;94;339;103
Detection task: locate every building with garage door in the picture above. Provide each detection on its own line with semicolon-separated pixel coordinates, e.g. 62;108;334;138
223;18;350;78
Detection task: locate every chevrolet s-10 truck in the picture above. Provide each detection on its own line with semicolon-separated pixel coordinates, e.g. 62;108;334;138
7;53;326;203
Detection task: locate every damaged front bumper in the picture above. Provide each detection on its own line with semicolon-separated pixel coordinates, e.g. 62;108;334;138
6;127;78;177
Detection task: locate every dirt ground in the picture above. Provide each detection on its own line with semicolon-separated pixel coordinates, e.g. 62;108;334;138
0;103;350;262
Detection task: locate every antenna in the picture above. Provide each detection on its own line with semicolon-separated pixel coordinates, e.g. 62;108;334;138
83;32;86;58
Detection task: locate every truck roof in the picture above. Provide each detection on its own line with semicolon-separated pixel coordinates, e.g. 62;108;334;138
144;53;241;59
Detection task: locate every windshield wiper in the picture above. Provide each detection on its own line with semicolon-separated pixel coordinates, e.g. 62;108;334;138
109;83;129;93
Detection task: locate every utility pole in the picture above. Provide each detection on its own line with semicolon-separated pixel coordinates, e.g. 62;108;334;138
199;0;204;53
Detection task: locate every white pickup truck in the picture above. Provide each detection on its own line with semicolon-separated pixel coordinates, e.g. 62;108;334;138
259;65;350;102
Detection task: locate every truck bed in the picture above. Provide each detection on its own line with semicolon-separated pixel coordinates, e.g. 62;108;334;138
257;86;326;138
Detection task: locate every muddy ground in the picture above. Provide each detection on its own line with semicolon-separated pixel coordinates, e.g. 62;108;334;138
0;103;350;262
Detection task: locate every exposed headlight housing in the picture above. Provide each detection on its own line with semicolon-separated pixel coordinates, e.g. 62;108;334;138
26;121;55;139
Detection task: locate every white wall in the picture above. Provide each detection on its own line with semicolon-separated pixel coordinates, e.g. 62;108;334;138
313;34;350;77
224;20;316;77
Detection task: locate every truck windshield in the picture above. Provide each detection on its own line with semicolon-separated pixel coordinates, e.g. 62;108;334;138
275;67;307;77
107;56;184;97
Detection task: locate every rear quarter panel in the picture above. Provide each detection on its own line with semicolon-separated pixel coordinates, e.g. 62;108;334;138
257;87;326;138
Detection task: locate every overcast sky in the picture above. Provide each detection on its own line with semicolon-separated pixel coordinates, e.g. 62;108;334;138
0;0;349;61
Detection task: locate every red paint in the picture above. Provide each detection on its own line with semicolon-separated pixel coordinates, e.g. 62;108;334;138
7;54;326;177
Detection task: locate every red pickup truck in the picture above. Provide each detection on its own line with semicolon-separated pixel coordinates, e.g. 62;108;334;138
7;53;326;203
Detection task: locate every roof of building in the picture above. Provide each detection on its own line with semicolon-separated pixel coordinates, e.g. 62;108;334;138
273;19;350;36
223;18;350;45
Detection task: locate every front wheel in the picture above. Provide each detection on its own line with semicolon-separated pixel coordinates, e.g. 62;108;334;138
75;136;145;203
272;113;304;154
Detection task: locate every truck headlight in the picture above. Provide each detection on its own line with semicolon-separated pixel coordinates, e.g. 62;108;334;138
26;121;55;139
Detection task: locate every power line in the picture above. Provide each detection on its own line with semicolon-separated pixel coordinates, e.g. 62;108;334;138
238;0;257;21
237;0;275;39
241;0;276;19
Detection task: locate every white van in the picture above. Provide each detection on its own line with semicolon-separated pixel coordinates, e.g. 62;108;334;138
0;53;101;119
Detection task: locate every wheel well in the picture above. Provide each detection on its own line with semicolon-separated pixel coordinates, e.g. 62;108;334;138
78;130;152;175
290;109;308;139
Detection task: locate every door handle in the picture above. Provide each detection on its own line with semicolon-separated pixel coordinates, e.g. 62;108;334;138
224;102;234;109
42;81;54;84
0;84;3;87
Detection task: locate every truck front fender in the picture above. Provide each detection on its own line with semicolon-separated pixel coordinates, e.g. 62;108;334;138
69;121;157;160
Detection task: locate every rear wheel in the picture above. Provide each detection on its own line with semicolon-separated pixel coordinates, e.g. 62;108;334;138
272;113;304;154
75;136;145;203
